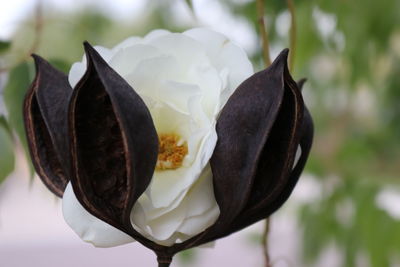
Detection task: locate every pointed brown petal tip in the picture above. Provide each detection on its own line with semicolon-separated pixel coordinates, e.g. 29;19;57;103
82;41;94;57
269;48;289;69
31;53;41;63
69;43;159;240
276;48;289;61
83;41;100;63
23;56;72;198
31;54;51;73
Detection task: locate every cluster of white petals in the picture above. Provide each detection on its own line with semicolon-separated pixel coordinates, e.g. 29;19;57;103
63;28;254;247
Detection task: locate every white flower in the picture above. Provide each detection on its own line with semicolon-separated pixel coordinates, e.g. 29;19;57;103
63;28;254;247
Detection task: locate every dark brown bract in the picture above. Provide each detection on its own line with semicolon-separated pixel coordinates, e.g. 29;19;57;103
23;42;313;266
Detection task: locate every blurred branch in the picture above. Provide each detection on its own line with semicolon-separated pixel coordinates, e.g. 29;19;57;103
184;0;198;21
262;218;272;267
256;0;271;66
0;0;43;73
256;1;272;266
29;0;43;56
287;0;296;72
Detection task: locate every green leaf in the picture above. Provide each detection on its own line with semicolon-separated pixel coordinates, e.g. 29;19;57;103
0;123;15;184
0;40;11;54
3;62;34;176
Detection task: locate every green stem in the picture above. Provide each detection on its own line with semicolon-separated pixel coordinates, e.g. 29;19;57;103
287;0;297;72
256;0;271;66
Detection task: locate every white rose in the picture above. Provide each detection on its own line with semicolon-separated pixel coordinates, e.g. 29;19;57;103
63;28;254;247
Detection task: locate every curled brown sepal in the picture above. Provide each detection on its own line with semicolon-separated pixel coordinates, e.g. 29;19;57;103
211;49;301;228
68;42;159;243
23;54;72;197
184;49;313;246
227;80;314;235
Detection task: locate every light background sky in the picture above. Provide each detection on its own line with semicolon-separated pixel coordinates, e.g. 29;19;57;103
0;0;259;56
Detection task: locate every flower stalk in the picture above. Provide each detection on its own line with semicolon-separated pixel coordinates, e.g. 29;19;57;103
157;254;172;267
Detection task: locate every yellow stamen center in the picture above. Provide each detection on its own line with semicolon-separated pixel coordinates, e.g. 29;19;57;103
156;133;188;170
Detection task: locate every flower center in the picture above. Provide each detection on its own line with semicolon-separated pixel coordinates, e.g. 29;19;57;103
156;133;188;170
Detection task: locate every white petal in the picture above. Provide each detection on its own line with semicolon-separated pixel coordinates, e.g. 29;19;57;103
178;204;220;236
111;36;142;52
188;94;211;128
145;200;187;241
130;200;152;235
293;146;302;169
68;62;86;88
184;28;228;62
186;64;222;118
147;33;208;70
176;166;219;236
125;55;182;100
159;80;201;114
181;165;216;218
109;44;161;77
147;167;196;209
147;126;217;209
132;165;219;245
139;189;186;221
217;42;254;108
144;29;171;42
62;183;134;248
149;100;193;136
141;101;203;209
184;28;254;109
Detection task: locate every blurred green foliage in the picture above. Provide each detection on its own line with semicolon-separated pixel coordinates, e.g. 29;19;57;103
0;0;399;266
3;62;34;175
0;41;11;55
0;116;14;183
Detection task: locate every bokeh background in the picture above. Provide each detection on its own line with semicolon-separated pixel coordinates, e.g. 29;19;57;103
0;0;400;266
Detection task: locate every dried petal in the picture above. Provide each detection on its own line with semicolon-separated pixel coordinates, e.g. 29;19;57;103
68;42;159;235
190;73;313;246
23;55;72;197
209;49;290;228
229;88;314;233
240;55;304;217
